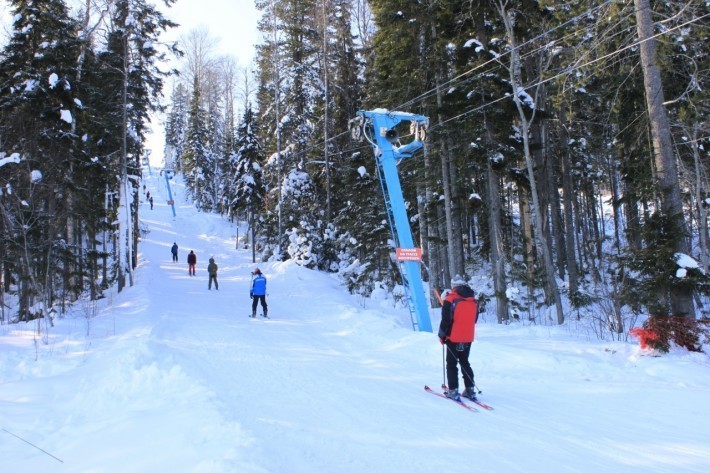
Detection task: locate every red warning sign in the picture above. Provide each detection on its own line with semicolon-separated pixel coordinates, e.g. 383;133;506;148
396;248;422;262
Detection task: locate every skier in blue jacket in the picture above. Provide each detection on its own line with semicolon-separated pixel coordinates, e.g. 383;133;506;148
250;268;268;318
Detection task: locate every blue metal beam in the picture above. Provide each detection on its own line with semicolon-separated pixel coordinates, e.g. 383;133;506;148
164;171;176;218
356;110;432;332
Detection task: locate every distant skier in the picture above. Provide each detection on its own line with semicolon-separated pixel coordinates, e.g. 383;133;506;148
250;268;267;318
187;250;197;276
208;257;219;290
171;242;179;262
149;196;154;209
438;275;478;402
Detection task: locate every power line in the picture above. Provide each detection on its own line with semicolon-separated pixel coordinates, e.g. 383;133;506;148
431;10;710;131
288;0;629;160
394;0;620;112
268;0;622;165
260;3;707;174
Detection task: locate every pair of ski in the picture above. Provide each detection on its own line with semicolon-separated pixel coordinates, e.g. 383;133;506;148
424;385;493;412
249;314;270;319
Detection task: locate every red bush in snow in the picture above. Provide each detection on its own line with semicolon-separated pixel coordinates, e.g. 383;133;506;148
629;326;661;350
630;317;710;353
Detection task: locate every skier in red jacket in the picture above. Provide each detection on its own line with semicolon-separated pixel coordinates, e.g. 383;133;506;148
187;250;197;276
438;275;478;402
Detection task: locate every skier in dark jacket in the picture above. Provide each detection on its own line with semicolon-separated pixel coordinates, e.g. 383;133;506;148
171;242;179;262
207;257;219;290
250;268;267;318
438;275;478;402
187;250;197;276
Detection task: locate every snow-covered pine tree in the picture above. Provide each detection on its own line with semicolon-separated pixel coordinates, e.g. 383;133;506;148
255;0;324;257
331;152;397;295
218;57;241;216
309;0;363;272
182;77;211;208
282;167;321;268
92;0;176;291
230;104;265;253
165;83;189;174
0;0;82;320
200;66;227;212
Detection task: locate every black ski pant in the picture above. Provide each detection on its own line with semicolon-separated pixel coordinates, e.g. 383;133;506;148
172;253;178;262
252;295;267;315
445;341;474;391
209;274;218;290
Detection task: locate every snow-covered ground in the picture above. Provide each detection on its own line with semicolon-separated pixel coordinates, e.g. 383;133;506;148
2;170;710;473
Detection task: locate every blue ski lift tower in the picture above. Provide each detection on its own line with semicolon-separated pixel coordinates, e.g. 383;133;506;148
350;110;432;332
162;168;177;218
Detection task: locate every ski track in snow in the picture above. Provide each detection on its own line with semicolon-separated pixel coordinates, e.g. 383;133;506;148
2;171;710;472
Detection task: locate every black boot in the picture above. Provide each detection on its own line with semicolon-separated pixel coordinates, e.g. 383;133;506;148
445;388;461;401
462;387;478;401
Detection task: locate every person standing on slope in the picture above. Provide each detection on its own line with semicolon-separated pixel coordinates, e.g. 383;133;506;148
171;242;179;262
250;268;268;318
187;250;197;276
438;275;479;402
208;257;219;290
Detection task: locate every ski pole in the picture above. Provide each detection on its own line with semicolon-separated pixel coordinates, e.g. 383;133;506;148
442;343;446;387
459;354;481;394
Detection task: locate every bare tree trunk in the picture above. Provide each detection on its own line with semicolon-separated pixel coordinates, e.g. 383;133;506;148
321;0;331;223
352;0;374;53
132;190;139;270
623;178;642;251
608;142;623;255
430;18;465;282
0;265;4;324
434;87;464;282
559;112;579;297
446;132;466;278
498;0;564;323
690;125;708;273
519;189;536;292
415;177;433;298
118;23;133;292
586;182;602;266
476;10;509;321
250;210;256;263
547;143;566;280
269;8;284;253
423;145;444;305
634;0;694;317
486;155;510;323
531;117;555;275
437;201;450;288
416;143;435;305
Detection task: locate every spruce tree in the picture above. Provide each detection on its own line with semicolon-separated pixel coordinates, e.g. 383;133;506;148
164;82;189;173
0;0;82;320
230;104;265;231
182;77;210;208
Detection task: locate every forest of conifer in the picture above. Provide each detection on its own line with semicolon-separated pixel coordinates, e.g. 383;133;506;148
1;1;708;345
